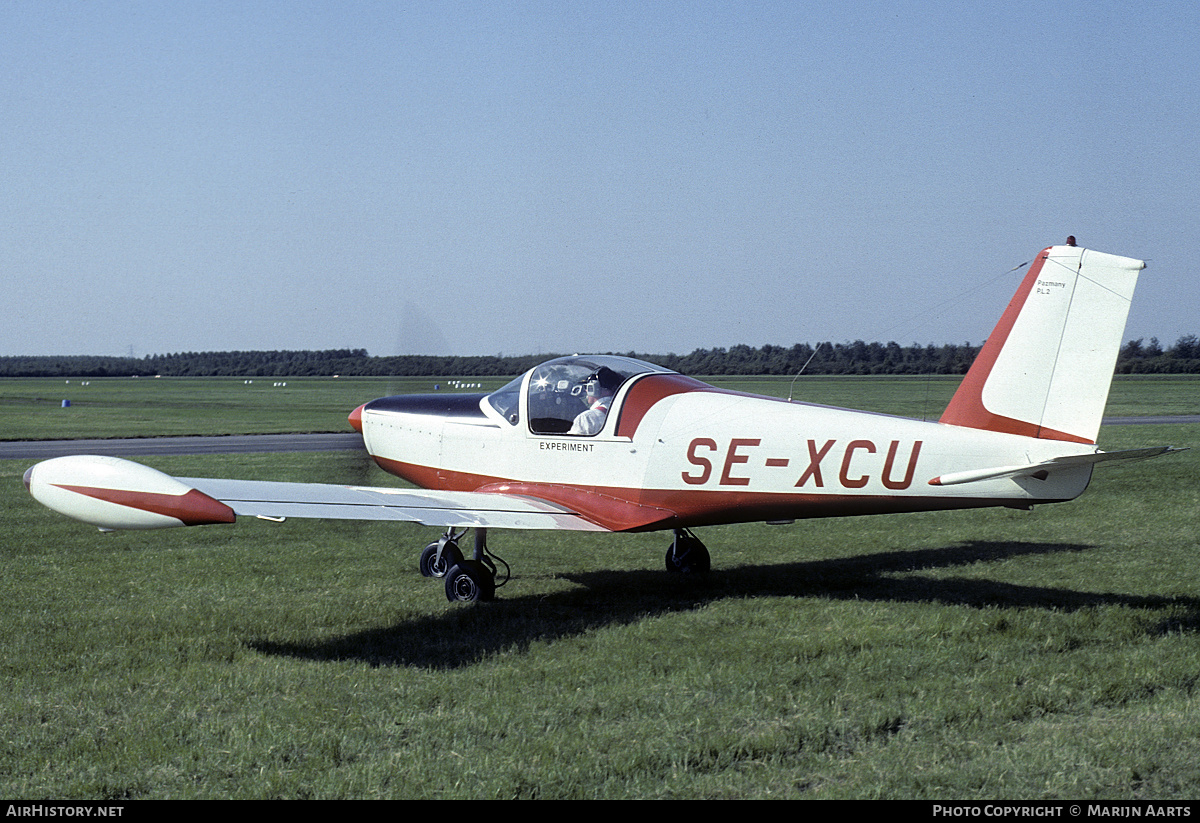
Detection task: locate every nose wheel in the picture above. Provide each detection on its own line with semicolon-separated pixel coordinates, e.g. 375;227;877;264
418;528;507;602
419;531;464;578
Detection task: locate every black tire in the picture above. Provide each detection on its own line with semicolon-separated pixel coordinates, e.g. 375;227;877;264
444;560;496;602
420;541;462;578
665;534;711;574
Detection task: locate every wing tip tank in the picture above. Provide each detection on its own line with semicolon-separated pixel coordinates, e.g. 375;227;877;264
26;455;236;530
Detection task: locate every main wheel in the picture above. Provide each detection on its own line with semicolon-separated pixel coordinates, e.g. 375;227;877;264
420;541;463;578
444;560;496;602
665;533;711;574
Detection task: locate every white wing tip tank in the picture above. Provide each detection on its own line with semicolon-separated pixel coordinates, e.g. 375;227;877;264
24;455;236;531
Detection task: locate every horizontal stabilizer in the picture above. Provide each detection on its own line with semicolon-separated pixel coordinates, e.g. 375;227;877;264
928;446;1183;487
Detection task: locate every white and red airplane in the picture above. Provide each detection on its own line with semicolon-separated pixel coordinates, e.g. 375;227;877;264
25;241;1180;602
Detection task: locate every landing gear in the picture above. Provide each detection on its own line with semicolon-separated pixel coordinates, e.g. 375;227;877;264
419;530;465;578
665;529;710;574
445;559;496;602
417;527;508;602
418;527;710;604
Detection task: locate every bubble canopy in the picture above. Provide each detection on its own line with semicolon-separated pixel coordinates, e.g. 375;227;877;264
485;355;671;433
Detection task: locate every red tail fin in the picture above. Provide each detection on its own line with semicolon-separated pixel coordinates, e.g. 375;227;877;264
940;244;1144;444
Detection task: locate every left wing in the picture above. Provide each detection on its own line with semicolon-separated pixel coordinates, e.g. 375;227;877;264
185;476;609;531
24;455;609;532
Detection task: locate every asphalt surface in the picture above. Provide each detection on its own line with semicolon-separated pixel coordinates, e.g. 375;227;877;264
0;433;365;460
0;418;1194;461
1100;416;1200;426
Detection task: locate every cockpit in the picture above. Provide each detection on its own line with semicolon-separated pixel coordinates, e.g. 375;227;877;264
485;355;670;435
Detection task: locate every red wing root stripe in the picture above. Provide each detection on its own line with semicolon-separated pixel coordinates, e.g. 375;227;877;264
54;484;236;526
474;481;678;532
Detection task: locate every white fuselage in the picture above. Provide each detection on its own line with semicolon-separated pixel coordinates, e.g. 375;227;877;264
358;372;1097;532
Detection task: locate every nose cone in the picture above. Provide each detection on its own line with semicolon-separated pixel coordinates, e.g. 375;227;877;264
348;403;366;433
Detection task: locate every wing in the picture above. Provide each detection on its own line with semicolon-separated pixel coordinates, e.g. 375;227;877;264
24;455;608;532
184;476;608;531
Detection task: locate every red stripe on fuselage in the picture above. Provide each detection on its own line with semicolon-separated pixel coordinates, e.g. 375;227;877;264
615;373;712;438
635;486;1040;530
369;455;1039;532
615;373;799;439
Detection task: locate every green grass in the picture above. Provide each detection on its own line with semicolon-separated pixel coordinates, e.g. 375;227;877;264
717;373;1200;420
0;376;460;440
2;415;1198;798
2;374;1195;441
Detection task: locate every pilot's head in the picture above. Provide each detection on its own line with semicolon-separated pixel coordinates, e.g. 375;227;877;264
584;367;621;402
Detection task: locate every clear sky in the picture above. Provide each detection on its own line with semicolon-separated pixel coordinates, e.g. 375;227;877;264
3;1;1197;359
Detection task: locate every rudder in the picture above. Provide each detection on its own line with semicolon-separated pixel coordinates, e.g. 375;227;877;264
940;242;1144;444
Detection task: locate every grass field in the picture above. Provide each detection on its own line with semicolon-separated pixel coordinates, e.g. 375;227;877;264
2;373;1196;440
1;376;1198;798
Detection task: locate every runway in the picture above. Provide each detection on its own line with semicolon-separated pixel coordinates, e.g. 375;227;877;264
1101;416;1200;426
0;433;365;460
0;417;1194;461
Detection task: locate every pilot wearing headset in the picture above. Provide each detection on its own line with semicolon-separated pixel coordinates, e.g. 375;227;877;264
569;367;621;435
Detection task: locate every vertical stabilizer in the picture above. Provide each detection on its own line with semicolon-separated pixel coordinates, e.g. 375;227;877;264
940;243;1144;444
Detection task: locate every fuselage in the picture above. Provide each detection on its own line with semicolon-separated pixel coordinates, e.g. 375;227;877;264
351;356;1098;533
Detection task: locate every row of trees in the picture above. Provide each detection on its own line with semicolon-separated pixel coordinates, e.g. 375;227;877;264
1118;336;1200;373
1;337;1197;378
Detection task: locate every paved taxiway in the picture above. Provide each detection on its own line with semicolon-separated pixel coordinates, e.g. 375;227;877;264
0;418;1193;462
0;433;365;460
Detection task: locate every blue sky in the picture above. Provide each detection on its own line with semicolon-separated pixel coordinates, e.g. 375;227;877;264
4;1;1197;358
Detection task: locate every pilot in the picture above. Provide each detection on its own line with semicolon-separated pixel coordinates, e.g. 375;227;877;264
569;367;621;435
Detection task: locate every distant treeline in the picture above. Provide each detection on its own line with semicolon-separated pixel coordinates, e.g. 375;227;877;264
2;337;1198;378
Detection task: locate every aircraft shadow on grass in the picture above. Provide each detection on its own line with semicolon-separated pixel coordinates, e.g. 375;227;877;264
248;539;1200;670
